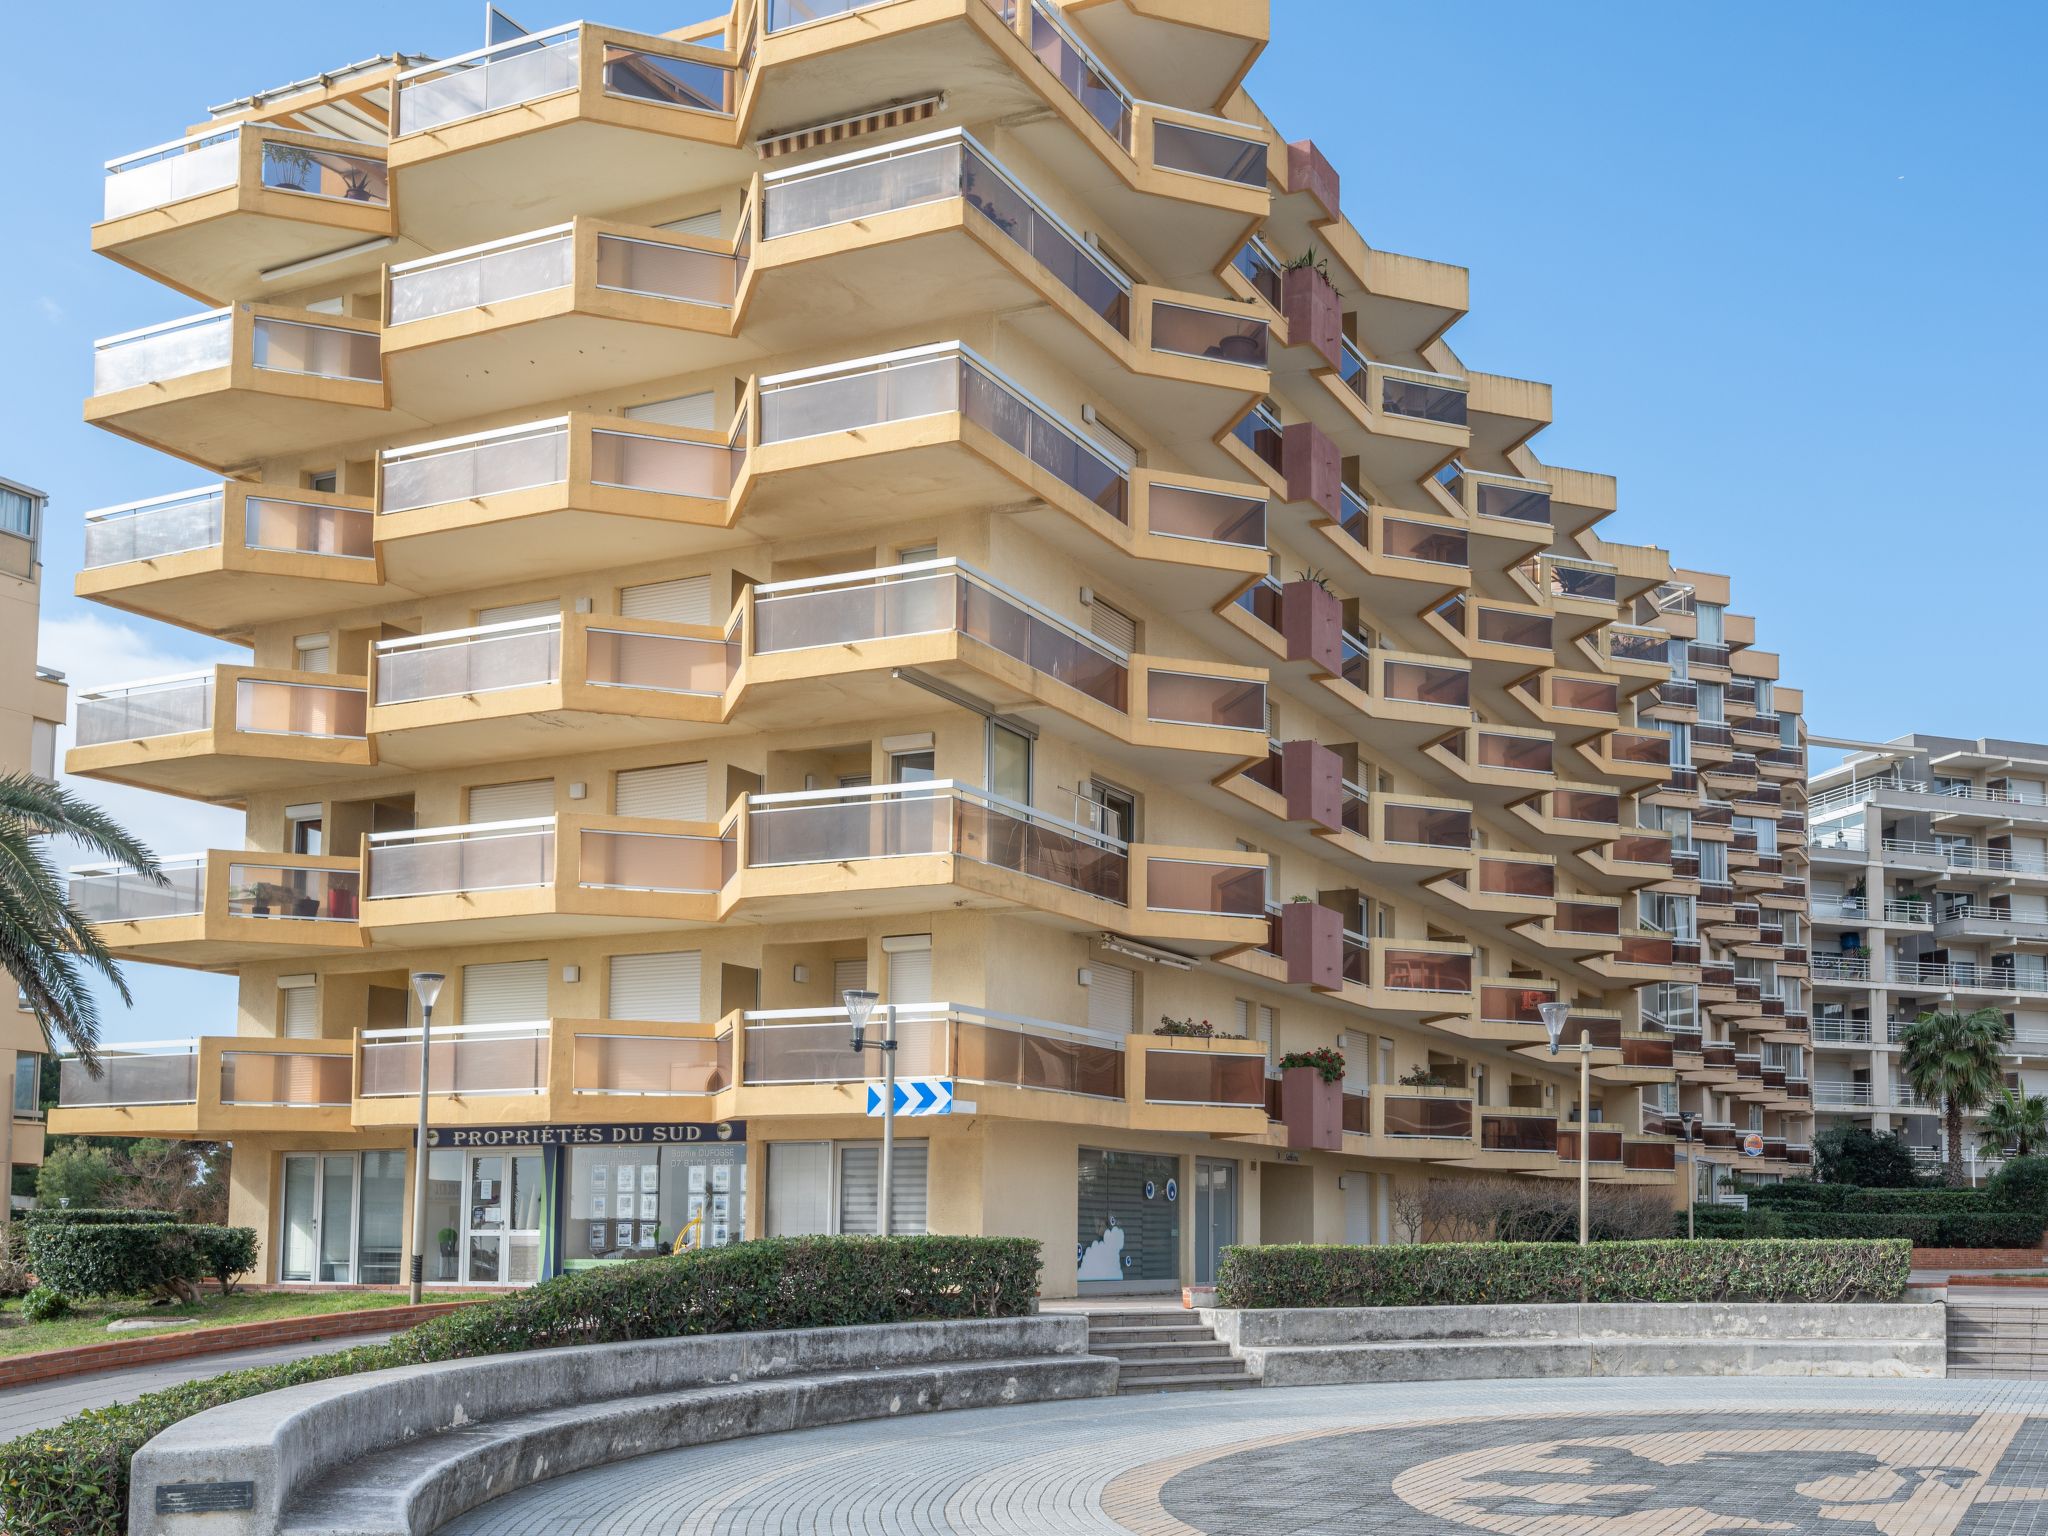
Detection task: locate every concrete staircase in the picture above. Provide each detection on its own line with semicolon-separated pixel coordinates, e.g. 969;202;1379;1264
1084;1309;1253;1393
1948;1301;2048;1377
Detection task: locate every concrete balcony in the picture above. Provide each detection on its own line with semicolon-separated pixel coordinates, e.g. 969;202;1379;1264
1286;339;1466;486
86;306;392;471
1313;487;1470;609
50;1036;355;1138
95;124;392;303
389;23;752;250
1318;629;1473;744
1337;934;1477;1021
1425;724;1558;808
69;851;365;967
68;666;373;802
1431;461;1553;553
1426;593;1555;673
76;483;382;637
1042;0;1268;112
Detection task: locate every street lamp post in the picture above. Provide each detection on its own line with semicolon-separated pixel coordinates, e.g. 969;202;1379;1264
1541;1001;1589;1246
1677;1110;1699;1239
406;971;445;1304
843;989;896;1236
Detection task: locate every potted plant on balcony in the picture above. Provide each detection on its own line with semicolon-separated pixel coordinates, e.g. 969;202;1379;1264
1280;246;1342;368
1278;1046;1345;1150
266;142;317;192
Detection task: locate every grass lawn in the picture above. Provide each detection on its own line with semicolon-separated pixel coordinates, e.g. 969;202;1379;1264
0;1289;472;1358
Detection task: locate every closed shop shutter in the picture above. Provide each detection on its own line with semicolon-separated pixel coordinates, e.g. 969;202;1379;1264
280;982;318;1040
1087;962;1133;1032
625;390;715;429
608;950;702;1022
462;959;549;1025
468;778;554;822
886;941;933;1006
615;762;708;819
656;212;721;238
767;1141;831;1235
477;599;558;626
833;957;868;997
837;1142;928;1234
620;575;712;624
1089;598;1136;652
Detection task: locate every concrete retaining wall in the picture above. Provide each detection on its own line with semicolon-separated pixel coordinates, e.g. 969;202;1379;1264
130;1315;1111;1536
1203;1303;1947;1386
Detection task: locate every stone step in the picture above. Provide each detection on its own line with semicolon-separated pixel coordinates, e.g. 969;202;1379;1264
1069;1309;1195;1327
1117;1369;1256;1394
1092;1340;1236;1365
1106;1353;1247;1380
1087;1323;1216;1345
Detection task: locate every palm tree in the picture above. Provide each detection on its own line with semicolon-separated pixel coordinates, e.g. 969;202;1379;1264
1977;1083;2048;1161
1900;1006;2008;1186
0;772;162;1071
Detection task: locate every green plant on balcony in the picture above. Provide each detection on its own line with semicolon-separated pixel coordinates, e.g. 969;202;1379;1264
266;143;318;191
1278;1047;1345;1084
1283;244;1337;294
1396;1065;1448;1089
1154;1015;1244;1040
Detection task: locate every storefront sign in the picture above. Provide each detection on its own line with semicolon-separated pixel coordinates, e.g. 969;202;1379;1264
425;1121;745;1149
1741;1132;1765;1158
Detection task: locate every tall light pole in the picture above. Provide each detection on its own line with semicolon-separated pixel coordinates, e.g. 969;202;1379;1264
1542;1001;1589;1246
1677;1110;1699;1239
407;971;445;1303
844;988;896;1236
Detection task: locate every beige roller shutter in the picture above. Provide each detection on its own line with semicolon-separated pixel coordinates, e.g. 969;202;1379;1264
836;1142;928;1235
619;575;712;624
468;779;555;822
1087;962;1133;1032
886;944;933;1006
1089;598;1136;652
280;980;318;1040
615;762;708;820
607;951;702;1022
462;959;549;1025
477;599;558;626
833;957;868;997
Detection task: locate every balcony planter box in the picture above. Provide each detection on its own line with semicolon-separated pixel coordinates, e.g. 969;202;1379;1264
1285;138;1340;222
1280;900;1342;992
1281;421;1338;516
1280;739;1342;832
1281;263;1341;370
1280;578;1342;675
1281;1063;1343;1151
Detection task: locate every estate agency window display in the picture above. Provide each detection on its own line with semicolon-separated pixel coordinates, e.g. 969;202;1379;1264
564;1140;748;1263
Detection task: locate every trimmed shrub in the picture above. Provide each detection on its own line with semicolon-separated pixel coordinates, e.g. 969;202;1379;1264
22;1223;255;1303
19;1208;174;1228
0;1235;1038;1536
18;1286;68;1323
1678;1205;2040;1248
1749;1184;1990;1215
1214;1238;1911;1310
192;1227;259;1297
1990;1156;2048;1215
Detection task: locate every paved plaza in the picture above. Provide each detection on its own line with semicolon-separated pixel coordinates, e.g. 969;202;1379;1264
442;1375;2048;1536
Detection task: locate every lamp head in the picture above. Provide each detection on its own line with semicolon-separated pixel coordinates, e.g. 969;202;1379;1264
843;988;879;1052
410;971;446;1012
1538;1000;1571;1056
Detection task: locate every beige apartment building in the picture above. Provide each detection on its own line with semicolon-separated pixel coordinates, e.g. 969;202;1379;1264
1808;734;2048;1181
2;476;68;1207
51;0;1806;1294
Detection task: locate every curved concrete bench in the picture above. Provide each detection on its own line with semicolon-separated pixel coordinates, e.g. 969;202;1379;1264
1204;1302;1947;1386
131;1316;1112;1536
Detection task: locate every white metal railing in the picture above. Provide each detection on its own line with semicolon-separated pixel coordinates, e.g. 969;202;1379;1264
1810;954;1871;982
56;1040;199;1108
81;487;216;568
359;1020;550;1097
1808;825;1869;854
366;818;556;899
1880;837;2048;877
75;673;214;745
93;310;232;395
374;616;562;704
380;419;572;512
1894;960;2048;995
395;25;582;136
103;124;389;221
389;225;573;325
69;856;206;923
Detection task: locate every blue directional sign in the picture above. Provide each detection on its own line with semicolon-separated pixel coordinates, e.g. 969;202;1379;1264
866;1077;956;1116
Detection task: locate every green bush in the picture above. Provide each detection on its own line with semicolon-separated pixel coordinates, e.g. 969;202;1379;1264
1990;1156;2048;1215
22;1223;255;1303
1813;1124;1926;1188
18;1286;68;1323
1215;1238;1910;1310
19;1208;174;1227
0;1235;1038;1536
1679;1204;2040;1248
1749;1184;1990;1215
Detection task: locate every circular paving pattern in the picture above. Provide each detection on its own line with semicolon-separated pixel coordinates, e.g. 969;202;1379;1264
440;1378;2048;1536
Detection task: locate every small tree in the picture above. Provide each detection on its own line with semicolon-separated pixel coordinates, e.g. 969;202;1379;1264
1812;1124;1924;1188
1901;1007;2008;1186
35;1143;119;1209
1977;1084;2048;1160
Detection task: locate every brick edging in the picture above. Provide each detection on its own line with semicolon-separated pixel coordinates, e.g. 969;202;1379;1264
1948;1274;2048;1289
0;1300;480;1389
1913;1246;2047;1270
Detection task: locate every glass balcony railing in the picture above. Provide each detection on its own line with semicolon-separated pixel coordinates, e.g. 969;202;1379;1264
1232;239;1283;309
1339;341;1469;425
58;1042;198;1108
1481;983;1555;1026
1556;899;1622;937
93;311;231;395
75;674;214;746
382;421;570;511
1607;626;1669;665
374;617;561;704
395;24;735;136
1381;800;1474;850
82;488;224;567
1339;488;1470;570
579;825;728;893
1550;788;1621;826
743;1004;949;1085
587;625;735;697
1437;462;1551;525
236;678;368;739
68;855;359;926
1529;555;1618;604
366;819;556;900
69;858;205;923
1152;302;1267;368
102;125;389;222
1608;731;1672;767
1147;481;1265;547
1474;604;1553;651
759;343;1127;522
763;129;1132;335
1028;1;1135;148
223;862;360;921
1475;730;1554;775
389;227;573;325
1150;118;1267;187
1382;1096;1473;1138
360;1023;549;1097
1147;669;1266;733
574;1029;731;1096
1550;676;1619;714
1381;947;1474;994
219;1049;354;1108
1144;1047;1265;1107
1231;401;1284;473
753;559;1127;711
746;782;1129;904
1144;857;1265;919
253;315;380;380
1478;857;1555;900
1482;1113;1558;1153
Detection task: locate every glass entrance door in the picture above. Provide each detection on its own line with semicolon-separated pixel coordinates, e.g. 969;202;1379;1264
462;1152;543;1283
1192;1158;1237;1285
279;1152;358;1284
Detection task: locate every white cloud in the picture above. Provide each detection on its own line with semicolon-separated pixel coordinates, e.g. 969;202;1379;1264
36;296;63;324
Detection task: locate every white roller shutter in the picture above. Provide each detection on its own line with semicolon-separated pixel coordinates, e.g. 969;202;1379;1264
767;1141;830;1236
468;779;555;821
477;599;558;626
280;981;318;1039
833;957;868;996
462;959;549;1025
837;1142;928;1234
886;945;933;1006
656;212;721;238
1087;962;1133;1032
620;576;711;624
615;762;708;819
1089;598;1136;652
625;390;715;429
608;951;702;1022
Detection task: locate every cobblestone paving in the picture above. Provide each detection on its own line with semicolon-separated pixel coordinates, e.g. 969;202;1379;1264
441;1377;2048;1536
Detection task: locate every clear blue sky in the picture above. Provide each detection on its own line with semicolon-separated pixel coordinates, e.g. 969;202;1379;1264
4;0;2043;1046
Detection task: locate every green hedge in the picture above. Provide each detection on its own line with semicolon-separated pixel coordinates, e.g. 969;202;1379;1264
1991;1157;2048;1214
22;1223;257;1302
1748;1184;1992;1213
0;1235;1038;1536
19;1208;174;1228
1681;1203;2043;1248
1214;1238;1910;1310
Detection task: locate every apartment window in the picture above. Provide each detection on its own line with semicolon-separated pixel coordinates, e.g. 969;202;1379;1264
279;976;318;1039
987;720;1032;803
614;762;709;819
607;951;702;1022
1234;999;1276;1061
307;470;338;494
29;719;56;783
619;575;711;624
1780;712;1800;747
468;778;554;822
1377;1036;1395;1085
1086;961;1133;1032
1696;680;1724;723
294;633;331;673
13;1054;39;1118
286;803;323;856
1755;679;1774;714
885;934;933;1006
1695;602;1725;646
890;749;935;783
898;542;938;565
765;1140;928;1235
1698;840;1729;883
1089;596;1137;652
1083;779;1136;842
657;211;722;238
462;959;548;1025
0;486;39;544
